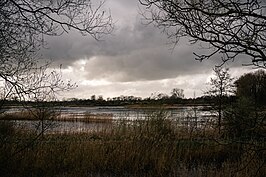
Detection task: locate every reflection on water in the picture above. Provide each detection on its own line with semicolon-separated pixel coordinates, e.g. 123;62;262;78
59;106;215;119
14;120;113;134
6;106;216;133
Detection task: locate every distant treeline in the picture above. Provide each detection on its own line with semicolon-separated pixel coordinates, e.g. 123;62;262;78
2;69;266;107
1;95;235;107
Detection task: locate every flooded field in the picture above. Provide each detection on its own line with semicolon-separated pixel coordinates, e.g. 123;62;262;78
3;106;216;133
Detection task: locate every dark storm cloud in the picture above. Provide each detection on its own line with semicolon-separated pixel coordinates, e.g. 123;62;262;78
40;31;101;66
40;0;141;66
41;0;249;82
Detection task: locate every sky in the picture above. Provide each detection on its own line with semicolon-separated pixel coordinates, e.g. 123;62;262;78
41;0;254;100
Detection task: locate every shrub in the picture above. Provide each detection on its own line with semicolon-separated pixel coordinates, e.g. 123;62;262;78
223;97;266;140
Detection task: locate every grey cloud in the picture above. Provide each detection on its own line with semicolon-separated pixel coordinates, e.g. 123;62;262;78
40;31;101;66
41;0;250;82
83;43;216;82
40;0;141;66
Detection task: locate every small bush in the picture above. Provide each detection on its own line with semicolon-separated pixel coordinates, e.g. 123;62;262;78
223;97;266;140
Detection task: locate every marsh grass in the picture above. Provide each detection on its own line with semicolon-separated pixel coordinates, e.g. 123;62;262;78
0;110;114;124
0;110;265;177
0;111;36;120
57;112;114;123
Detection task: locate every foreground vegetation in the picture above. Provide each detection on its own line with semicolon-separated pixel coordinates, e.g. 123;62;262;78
0;110;265;177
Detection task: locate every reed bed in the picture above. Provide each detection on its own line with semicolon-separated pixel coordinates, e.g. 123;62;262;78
0;110;114;123
56;112;114;123
0;111;265;177
0;110;36;120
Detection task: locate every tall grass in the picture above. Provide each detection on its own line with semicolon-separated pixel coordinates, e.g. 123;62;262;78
0;110;265;177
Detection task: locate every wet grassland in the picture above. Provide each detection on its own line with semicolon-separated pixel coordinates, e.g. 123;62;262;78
0;109;265;177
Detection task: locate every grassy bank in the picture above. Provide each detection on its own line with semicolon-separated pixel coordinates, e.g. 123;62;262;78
0;111;265;177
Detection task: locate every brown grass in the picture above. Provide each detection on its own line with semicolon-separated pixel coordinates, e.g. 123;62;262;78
56;112;114;123
0;111;265;177
0;111;36;120
0;111;114;123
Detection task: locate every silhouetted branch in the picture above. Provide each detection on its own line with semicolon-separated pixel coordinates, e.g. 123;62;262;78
140;0;266;67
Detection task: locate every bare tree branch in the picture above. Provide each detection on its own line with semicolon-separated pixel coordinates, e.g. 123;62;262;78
139;0;266;67
0;0;113;105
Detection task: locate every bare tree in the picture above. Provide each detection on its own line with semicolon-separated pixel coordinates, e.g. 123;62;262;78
139;0;266;67
29;78;62;137
0;0;114;134
0;0;113;156
205;67;234;133
0;0;113;103
171;88;184;99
